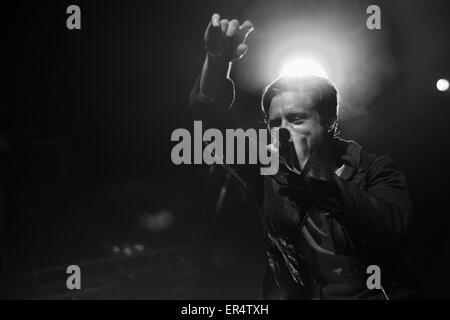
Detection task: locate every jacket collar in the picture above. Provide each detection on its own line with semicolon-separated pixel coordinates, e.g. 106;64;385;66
333;137;362;181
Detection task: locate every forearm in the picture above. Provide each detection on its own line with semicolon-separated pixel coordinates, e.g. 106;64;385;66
190;56;236;130
199;54;232;100
190;13;253;128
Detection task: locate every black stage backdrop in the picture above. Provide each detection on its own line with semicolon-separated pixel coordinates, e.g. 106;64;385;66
2;0;450;299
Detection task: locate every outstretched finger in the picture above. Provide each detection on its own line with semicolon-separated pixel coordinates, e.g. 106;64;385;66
220;19;229;34
239;20;254;37
226;19;240;37
211;13;221;27
205;13;221;40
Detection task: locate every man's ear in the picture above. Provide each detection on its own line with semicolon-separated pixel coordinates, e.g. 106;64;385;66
326;124;334;133
326;119;338;136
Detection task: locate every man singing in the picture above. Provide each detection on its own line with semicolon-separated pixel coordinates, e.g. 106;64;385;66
190;13;419;300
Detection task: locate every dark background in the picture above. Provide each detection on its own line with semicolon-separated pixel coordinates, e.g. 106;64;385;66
2;0;450;299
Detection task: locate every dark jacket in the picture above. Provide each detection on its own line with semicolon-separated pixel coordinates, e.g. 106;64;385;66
189;75;420;299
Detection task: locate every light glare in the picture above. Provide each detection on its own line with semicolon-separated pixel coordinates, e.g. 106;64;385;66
280;58;327;78
436;79;449;92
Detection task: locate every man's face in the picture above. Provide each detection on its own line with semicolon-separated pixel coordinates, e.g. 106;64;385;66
268;91;326;168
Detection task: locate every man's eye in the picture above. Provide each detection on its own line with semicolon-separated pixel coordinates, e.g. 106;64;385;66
291;117;304;124
286;114;307;124
269;119;281;128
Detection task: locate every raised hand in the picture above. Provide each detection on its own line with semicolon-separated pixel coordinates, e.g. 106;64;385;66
204;13;254;62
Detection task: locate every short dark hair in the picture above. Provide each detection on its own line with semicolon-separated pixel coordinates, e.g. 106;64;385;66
261;75;339;134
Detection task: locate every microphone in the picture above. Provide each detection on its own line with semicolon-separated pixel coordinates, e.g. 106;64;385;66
267;127;299;170
278;127;291;152
277;128;300;171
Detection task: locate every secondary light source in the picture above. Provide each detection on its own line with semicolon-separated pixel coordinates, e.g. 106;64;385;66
280;58;328;78
436;79;449;92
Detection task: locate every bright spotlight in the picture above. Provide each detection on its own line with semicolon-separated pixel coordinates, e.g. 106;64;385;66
436;79;449;92
280;58;327;78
